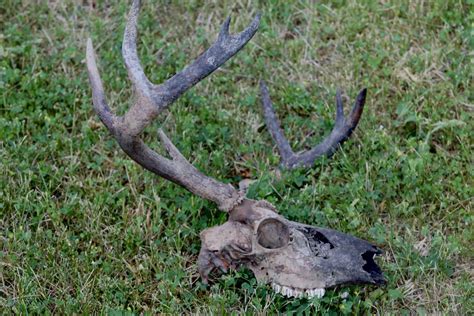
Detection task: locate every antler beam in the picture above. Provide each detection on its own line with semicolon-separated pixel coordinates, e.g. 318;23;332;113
86;0;260;211
259;80;367;169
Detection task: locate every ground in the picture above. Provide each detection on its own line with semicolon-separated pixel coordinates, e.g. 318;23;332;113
1;0;472;314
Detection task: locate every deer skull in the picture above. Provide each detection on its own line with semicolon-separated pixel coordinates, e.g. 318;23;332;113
199;200;384;298
87;0;384;299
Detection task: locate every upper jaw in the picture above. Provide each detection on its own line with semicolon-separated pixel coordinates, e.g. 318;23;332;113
271;282;326;298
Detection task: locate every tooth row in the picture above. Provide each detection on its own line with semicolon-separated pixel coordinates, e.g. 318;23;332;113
306;288;325;298
271;282;325;299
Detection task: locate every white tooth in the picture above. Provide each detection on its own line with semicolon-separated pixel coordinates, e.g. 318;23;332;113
290;289;296;297
282;286;289;296
314;288;325;298
292;289;298;298
292;289;300;298
274;284;281;294
287;288;293;297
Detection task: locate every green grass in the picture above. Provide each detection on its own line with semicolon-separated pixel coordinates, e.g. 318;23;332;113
1;0;473;314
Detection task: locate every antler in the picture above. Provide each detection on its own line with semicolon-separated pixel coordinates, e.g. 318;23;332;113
86;0;260;211
259;80;367;169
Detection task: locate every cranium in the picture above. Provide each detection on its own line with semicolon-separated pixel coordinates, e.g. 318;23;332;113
86;0;384;299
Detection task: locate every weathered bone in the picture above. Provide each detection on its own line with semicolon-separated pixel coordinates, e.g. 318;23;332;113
259;80;367;169
87;0;384;299
199;200;385;297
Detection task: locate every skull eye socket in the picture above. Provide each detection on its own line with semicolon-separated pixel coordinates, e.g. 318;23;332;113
256;218;289;249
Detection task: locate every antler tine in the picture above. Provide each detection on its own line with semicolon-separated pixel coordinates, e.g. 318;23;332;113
154;12;261;108
86;39;117;131
347;88;367;128
122;0;153;96
86;0;260;211
259;81;367;169
259;81;295;166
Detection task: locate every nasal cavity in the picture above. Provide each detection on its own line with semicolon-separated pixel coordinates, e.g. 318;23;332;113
257;218;289;249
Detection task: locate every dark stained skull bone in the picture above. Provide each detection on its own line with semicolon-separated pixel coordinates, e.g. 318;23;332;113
87;0;384;300
198;199;384;298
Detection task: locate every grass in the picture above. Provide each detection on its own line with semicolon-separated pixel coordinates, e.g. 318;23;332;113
1;0;472;314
